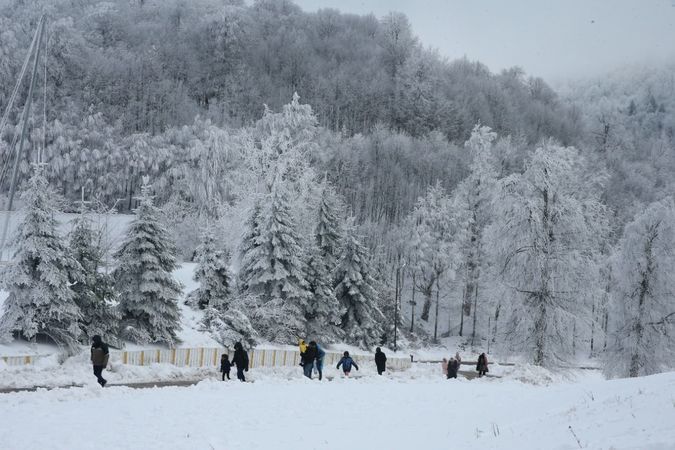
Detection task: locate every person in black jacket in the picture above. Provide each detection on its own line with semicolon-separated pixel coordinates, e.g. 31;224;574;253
476;353;489;377
90;335;110;387
301;342;318;379
232;342;249;382
220;354;232;381
447;357;459;379
374;347;387;375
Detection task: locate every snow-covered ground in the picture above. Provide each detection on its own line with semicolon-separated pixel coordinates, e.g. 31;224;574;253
1;364;674;450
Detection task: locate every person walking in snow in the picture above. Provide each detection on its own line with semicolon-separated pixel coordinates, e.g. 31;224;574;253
220;354;232;381
447;357;459;379
337;351;359;376
90;335;109;387
298;339;307;366
476;353;489;377
455;352;462;366
301;341;318;379
375;347;387;375
312;341;326;380
441;357;449;377
232;342;249;382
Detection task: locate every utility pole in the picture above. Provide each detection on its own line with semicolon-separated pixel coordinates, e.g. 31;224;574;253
0;15;46;261
393;257;407;352
393;261;399;352
409;271;416;333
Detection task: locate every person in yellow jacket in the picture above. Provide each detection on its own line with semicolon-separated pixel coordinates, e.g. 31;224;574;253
298;339;307;366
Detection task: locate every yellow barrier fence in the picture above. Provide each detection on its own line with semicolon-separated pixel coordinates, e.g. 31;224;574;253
1;348;412;371
114;347;412;370
1;355;40;366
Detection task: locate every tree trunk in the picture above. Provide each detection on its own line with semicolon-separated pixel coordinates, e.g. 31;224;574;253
534;187;552;367
470;283;479;347
433;277;440;342
590;300;596;355
462;248;477;319
420;276;435;322
462;199;480;322
459;284;466;336
534;298;547;366
629;232;655;377
492;303;500;344
409;272;416;332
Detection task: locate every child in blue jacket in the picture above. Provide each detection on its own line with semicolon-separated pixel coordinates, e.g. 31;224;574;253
336;351;359;376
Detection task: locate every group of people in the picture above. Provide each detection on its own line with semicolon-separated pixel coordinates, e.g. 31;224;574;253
441;352;489;379
299;339;326;379
90;335;488;386
298;339;388;379
219;342;250;382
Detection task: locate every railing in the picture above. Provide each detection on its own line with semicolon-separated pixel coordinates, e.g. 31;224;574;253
1;347;412;370
1;355;43;366
116;347;412;370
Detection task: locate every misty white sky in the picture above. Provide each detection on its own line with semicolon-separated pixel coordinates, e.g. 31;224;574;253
294;0;675;82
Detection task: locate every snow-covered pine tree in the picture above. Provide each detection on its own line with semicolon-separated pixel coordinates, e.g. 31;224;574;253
237;200;262;293
199;304;258;348
334;222;385;348
0;166;81;350
315;183;343;270
304;183;344;341
187;226;232;310
305;241;344;342
605;198;675;378
488;142;607;367
238;178;310;343
113;179;183;346
69;214;120;345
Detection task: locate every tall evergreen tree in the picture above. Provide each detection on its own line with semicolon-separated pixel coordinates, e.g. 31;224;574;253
0;166;81;350
305;241;344;342
315;183;343;270
113;179;183;346
304;183;344;341
238;179;310;343
69;214;120;345
188;226;232;310
334;223;385;348
237;200;262;293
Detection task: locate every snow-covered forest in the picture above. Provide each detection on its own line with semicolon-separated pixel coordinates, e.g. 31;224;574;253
0;0;674;380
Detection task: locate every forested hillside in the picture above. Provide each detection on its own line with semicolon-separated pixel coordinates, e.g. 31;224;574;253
0;0;579;210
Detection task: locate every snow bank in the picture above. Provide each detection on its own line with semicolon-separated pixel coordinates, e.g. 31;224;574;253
1;367;674;449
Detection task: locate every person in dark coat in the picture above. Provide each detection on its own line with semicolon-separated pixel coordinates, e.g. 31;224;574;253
301;341;318;379
232;342;249;382
447;357;459;379
336;351;359;376
374;347;387;375
312;341;326;380
90;335;109;387
220;354;232;381
476;353;489;377
298;339;308;367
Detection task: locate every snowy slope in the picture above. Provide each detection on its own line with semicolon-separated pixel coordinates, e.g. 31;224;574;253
1;367;674;450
